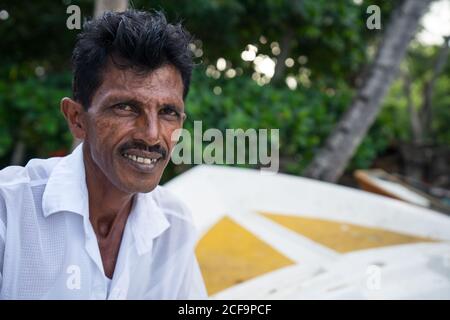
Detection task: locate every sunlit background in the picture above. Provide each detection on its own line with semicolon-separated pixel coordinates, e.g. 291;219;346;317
0;0;448;186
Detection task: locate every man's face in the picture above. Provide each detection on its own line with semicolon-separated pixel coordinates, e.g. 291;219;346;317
82;62;185;194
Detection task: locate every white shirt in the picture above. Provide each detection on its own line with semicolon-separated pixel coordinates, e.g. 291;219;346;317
0;144;207;299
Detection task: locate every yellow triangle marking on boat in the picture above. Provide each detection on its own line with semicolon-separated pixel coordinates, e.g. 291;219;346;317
260;212;436;253
196;216;295;295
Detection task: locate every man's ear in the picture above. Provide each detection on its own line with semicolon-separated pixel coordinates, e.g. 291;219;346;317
60;97;86;140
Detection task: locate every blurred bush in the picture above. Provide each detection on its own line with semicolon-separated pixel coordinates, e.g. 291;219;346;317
0;0;448;183
0;68;72;165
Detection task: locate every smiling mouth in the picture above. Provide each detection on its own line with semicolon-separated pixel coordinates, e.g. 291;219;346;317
120;150;164;173
118;142;166;173
122;153;159;165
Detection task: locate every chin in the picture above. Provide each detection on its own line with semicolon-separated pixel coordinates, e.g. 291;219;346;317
114;156;167;194
119;179;157;194
137;183;159;194
121;175;161;194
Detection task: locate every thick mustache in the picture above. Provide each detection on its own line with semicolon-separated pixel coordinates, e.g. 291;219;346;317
120;141;167;159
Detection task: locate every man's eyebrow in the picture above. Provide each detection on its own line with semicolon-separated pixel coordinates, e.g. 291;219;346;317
103;94;184;110
104;96;144;107
162;102;184;110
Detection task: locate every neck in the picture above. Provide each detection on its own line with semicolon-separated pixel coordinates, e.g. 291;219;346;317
82;144;134;238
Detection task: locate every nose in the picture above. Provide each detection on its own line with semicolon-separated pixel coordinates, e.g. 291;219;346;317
134;111;160;145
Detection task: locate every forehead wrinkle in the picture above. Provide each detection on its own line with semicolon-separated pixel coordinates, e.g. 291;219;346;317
92;64;184;109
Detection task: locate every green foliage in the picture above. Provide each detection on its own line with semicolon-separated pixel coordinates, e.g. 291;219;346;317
0;0;93;68
0;69;73;167
404;42;450;145
173;67;376;175
432;73;450;145
0;0;447;181
133;0;392;85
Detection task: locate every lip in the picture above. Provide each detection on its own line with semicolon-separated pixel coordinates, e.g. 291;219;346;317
120;152;162;174
121;148;164;160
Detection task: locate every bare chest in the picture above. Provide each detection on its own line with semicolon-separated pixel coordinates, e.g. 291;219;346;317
95;221;127;279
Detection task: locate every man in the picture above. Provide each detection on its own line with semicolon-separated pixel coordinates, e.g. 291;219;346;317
0;10;207;299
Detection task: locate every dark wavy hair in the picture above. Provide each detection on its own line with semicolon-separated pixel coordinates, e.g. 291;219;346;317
71;9;194;110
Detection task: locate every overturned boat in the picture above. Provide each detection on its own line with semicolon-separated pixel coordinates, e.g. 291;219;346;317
165;165;450;299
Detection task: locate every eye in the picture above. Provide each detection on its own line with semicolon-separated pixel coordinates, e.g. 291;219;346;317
117;104;133;112
113;103;138;115
160;106;181;118
119;104;133;111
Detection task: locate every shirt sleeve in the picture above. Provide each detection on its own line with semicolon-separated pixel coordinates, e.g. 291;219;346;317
177;253;208;300
0;194;6;290
0;233;3;290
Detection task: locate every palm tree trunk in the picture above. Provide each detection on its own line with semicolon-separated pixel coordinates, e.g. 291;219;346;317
94;0;129;17
419;35;450;142
304;0;434;182
10;140;26;166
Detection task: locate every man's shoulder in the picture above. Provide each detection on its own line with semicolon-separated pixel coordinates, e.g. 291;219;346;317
0;157;62;229
150;185;195;226
0;157;62;190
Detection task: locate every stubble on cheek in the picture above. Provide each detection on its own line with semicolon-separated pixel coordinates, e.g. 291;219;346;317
88;117;124;169
95;116;121;144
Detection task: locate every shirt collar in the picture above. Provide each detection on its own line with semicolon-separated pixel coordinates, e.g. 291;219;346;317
42;143;88;218
129;192;170;255
42;143;170;255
